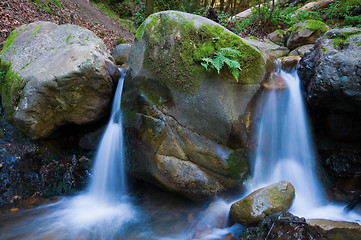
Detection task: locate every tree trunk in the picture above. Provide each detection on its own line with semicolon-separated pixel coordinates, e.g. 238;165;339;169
268;0;275;22
210;0;217;7
144;0;155;19
220;0;225;12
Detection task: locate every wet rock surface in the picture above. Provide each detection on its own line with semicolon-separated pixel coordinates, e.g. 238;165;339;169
238;212;327;240
230;181;295;226
297;27;361;201
0;106;95;206
307;219;361;240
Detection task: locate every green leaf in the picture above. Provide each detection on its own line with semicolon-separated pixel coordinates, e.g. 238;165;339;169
224;58;241;70
220;47;242;58
201;62;209;69
212;55;224;74
231;68;240;82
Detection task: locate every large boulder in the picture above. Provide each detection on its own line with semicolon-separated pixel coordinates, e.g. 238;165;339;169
230;181;295;225
298;28;361;112
286;20;329;50
123;11;265;200
0;21;119;139
297;27;361;199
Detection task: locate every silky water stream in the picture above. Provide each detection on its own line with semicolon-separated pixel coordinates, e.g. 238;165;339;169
0;69;231;240
249;60;361;221
0;62;360;240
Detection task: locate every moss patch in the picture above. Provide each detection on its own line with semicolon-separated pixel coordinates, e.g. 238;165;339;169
0;59;24;121
305;20;329;33
134;22;145;41
225;149;249;180
326;29;361;50
114;37;126;45
139;13;263;93
0;30;19;57
33;25;42;37
66;35;71;43
320;46;328;53
288;20;328;36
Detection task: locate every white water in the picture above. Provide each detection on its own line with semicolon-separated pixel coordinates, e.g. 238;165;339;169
88;70;128;202
0;70;140;240
250;64;361;222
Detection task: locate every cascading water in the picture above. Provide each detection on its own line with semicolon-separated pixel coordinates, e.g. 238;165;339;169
251;60;323;213
0;69;138;239
250;60;361;221
88;69;128;201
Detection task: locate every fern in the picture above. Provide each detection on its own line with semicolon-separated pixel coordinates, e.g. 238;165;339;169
201;47;242;82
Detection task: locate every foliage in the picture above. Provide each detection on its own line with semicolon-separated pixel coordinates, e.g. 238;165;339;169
222;0;361;37
322;0;361;27
201;47;242;82
114;37;127;45
30;0;62;13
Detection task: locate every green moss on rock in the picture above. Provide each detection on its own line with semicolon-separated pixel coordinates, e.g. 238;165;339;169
0;59;24;121
225;149;249;180
138;13;263;93
326;29;361;50
0;30;18;57
135;22;145;41
305;20;329;33
33;25;42;37
288;20;328;36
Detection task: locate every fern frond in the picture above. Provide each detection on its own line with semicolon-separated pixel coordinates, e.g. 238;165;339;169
220;47;242;58
224;58;241;70
230;68;240;82
212;54;224;74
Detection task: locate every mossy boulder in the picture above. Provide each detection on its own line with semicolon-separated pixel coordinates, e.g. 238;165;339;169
0;21;119;139
286;20;329;50
230;181;295;226
124;11;264;200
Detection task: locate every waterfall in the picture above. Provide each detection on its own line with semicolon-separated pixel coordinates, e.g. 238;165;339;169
250;61;361;221
251;62;324;213
88;70;127;202
46;69;137;236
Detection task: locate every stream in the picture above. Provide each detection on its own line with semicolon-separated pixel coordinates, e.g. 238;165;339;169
0;64;360;239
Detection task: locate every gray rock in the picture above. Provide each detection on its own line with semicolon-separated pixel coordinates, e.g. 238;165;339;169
288;44;314;56
0;21;118;139
286;20;329;50
243;38;290;60
111;43;131;65
230;181;295;226
298;28;361;112
124;11;263;200
267;29;286;45
307;219;361;240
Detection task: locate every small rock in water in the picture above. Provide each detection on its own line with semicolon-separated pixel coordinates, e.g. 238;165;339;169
263;74;287;90
230;181;295;226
